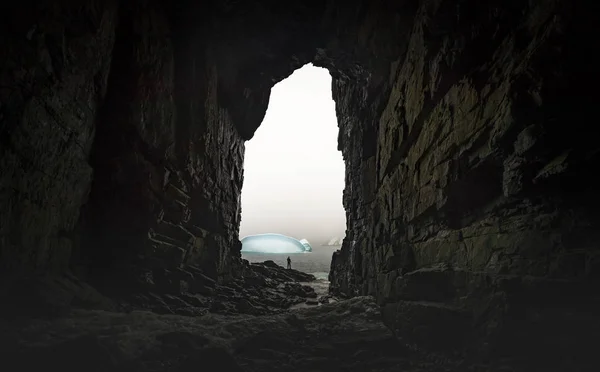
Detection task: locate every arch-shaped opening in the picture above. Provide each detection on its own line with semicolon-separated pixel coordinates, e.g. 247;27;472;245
240;64;346;280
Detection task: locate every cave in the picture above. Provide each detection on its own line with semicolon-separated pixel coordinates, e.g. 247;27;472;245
1;0;599;371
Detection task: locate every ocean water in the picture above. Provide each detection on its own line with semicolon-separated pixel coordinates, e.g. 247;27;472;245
242;245;340;279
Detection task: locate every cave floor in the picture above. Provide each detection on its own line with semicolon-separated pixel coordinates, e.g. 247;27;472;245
1;296;521;372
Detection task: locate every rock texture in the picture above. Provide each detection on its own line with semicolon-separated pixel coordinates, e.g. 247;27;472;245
1;0;119;277
1;260;319;319
331;0;600;294
328;0;600;358
2;0;600;368
0;296;520;372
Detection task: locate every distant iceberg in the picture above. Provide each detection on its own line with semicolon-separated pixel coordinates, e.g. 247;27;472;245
323;237;344;246
241;233;312;254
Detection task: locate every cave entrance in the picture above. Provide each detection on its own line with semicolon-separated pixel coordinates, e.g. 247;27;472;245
239;64;346;280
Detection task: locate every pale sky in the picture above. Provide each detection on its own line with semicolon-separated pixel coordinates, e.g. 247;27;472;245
239;64;346;244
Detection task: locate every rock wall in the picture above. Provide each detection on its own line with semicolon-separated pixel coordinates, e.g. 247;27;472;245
76;0;247;283
332;0;600;295
0;0;248;285
1;1;119;277
330;0;600;359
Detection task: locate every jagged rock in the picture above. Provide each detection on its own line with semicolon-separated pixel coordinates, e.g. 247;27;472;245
250;261;316;283
90;260;318;316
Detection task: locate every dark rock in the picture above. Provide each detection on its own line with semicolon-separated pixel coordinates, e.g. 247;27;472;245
100;260;319;316
0;275;115;318
177;347;244;372
282;282;317;299
250;261;316;283
262;260;280;268
157;331;210;350
5;335;120;372
382;300;473;352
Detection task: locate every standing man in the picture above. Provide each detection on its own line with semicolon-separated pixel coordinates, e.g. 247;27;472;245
287;256;292;269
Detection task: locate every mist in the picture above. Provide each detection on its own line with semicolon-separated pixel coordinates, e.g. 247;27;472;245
239;64;346;246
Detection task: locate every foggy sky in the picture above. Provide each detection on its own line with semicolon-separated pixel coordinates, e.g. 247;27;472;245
239;64;346;245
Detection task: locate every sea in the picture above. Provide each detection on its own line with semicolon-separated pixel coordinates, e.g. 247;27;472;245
242;245;341;281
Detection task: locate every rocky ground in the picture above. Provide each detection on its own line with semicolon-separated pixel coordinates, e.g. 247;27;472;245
1;260;320;319
114;260;324;317
1;295;515;372
2;261;596;372
0;261;437;372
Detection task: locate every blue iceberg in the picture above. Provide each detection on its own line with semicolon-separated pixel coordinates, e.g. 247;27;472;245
241;233;312;254
299;239;312;252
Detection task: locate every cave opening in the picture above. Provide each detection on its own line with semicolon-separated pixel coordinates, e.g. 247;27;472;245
240;64;346;278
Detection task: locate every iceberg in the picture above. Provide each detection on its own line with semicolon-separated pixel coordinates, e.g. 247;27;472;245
299;238;312;252
323;236;344;246
241;233;313;254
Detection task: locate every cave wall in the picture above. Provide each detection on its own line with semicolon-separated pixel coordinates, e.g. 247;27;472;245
0;1;119;277
76;0;247;283
0;0;248;284
329;0;600;357
330;0;600;297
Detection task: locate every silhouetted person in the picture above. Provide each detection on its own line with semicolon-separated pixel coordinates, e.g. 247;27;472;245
287;256;291;269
